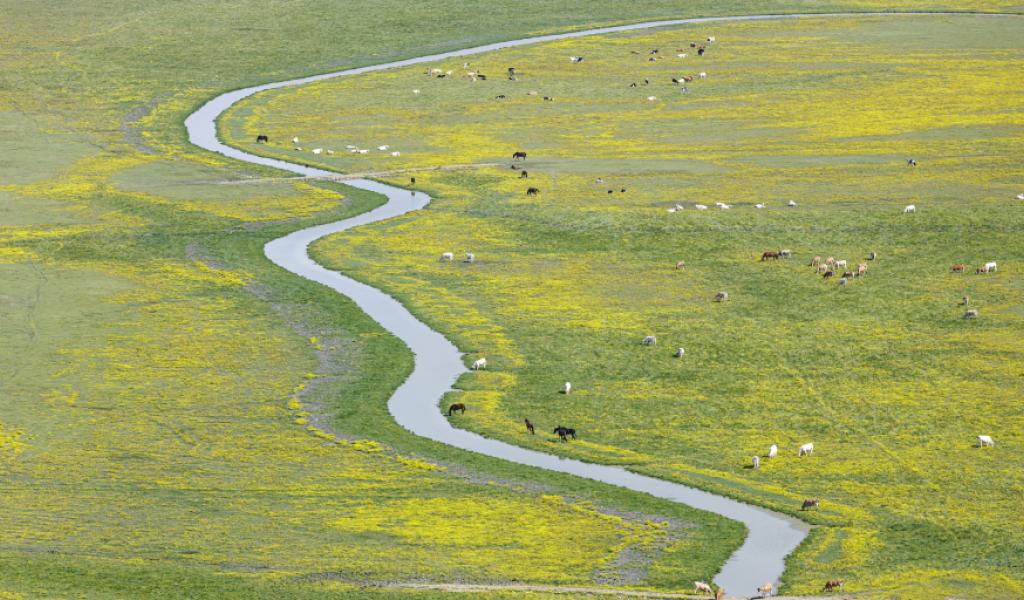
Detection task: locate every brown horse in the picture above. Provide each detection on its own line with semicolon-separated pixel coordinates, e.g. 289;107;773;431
447;403;466;416
761;251;780;261
512;151;527;161
524;418;535;434
951;263;966;272
802;498;820;510
823;579;844;592
553;426;576;442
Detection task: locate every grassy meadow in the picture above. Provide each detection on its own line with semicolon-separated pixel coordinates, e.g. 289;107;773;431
226;14;1024;598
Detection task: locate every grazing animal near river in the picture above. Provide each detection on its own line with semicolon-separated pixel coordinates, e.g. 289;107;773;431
762;251;780;261
512;151;527;161
768;444;778;459
978;434;994;447
715;291;729;302
799;442;814;456
693;581;714;595
524;418;535;434
447;402;466;416
714;587;725;600
256;134;268;143
440;252;454;261
823;579;844;592
471;358;487;370
526;187;539;196
642;335;657;346
802;498;820;510
554;426;576;441
757;581;773;597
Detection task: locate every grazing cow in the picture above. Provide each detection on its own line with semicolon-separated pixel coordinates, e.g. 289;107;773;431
512;151;527;161
413;88;421;94
1017;193;1024;200
788;200;797;207
520;170;528;178
707;36;716;43
326;149;334;155
524;418;535;434
681;75;694;82
823;270;834;279
553;426;576;441
842;271;854;279
675;260;686;270
768;444;778;459
472;358;487;370
904;204;916;213
563;382;572;395
698;47;706;56
802;498;820;510
960;295;970;306
985;261;998;272
464;253;475;263
835;260;847;270
440;252;454;262
857;264;867;277
447;402;466;416
780;249;792;258
799;442;814;456
757;582;773;597
810;256;822;267
570;56;584;63
823;579;844;592
543;96;554;102
675;347;686;358
963;309;978;319
642;335;657;346
752;455;760;469
978;435;994;447
693;581;714;595
838;277;848;286
951;263;966;272
256;134;269;143
715;291;729;302
762;251;780;261
526;187;539;196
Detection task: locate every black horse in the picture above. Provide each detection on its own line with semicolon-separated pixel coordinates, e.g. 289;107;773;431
526;187;539;196
553;426;576;442
256;134;269;143
512;151;527;161
520;170;528;179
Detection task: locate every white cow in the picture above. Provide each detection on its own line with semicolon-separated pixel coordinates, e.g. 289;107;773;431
835;260;847;270
358;149;369;154
752;455;760;469
904;204;916;213
563;382;572;395
472;358;487;370
755;203;766;209
719;203;731;209
312;148;322;155
798;442;814;457
977;435;994;447
699;72;707;79
984;261;997;272
768;444;778;459
642;335;657;346
440;252;454;261
707;36;716;43
675;347;686;358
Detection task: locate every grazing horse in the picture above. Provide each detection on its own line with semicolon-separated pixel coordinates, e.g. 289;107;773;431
256;134;269;143
951;263;966;272
960;295;970;306
553;426;576;441
410;176;416;185
761;251;780;261
675;260;686;270
757;581;773;597
447;403;466;416
693;581;713;595
714;587;724;600
823;270;834;279
520;170;529;178
512;151;527;161
802;498;820;510
524;418;535;434
526;187;539;196
810;255;822;267
823;579;844;592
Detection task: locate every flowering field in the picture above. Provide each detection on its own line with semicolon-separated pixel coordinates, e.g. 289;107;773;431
227;14;1024;598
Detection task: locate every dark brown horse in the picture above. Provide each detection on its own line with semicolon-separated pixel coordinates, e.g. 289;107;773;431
524;418;535;434
761;251;780;261
256;134;269;143
526;187;539;196
447;403;466;416
823;579;844;592
553;426;576;442
520;170;529;179
512;151;527;161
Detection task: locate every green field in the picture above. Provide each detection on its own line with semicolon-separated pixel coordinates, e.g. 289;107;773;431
226;13;1024;599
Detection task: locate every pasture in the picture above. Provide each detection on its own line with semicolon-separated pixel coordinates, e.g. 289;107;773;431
227;14;1024;598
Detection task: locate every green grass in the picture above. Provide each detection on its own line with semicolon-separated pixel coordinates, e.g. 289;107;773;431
225;14;1024;599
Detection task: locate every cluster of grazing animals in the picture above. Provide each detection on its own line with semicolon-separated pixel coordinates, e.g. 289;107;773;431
447;402;466;416
693;581;714;595
768;444;778;458
675;260;686;269
439;251;454;262
524;418;535;434
471;357;487;370
526;187;539;196
963;309;979;319
256;134;269;143
823;579;844;592
715;291;729;302
757;581;773;597
553;425;577;441
798;442;814;456
788;200;797;207
563;382;572;395
951;263;966;272
512;151;527;161
570;55;584;63
802;498;820;511
978;434;994;447
464;253;475;263
904;204;916;213
761;250;780;261
642;335;657;346
752;455;760;468
675;347;686;358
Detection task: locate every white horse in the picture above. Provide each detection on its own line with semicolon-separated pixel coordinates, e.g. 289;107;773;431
471;358;487;370
798;442;814;457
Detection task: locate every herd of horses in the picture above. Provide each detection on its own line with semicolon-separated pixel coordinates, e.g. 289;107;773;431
448;408;577;442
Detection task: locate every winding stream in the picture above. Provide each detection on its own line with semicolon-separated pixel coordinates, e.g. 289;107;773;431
184;11;1016;594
